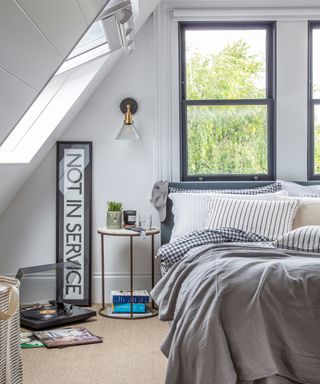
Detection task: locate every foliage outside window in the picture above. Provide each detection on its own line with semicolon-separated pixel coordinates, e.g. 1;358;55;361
309;23;320;178
180;22;275;181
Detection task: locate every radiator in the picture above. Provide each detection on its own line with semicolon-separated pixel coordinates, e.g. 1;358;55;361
0;277;22;384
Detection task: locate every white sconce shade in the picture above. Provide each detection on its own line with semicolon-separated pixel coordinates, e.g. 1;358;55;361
116;122;140;140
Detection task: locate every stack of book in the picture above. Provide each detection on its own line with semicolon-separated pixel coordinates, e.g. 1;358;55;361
111;290;150;313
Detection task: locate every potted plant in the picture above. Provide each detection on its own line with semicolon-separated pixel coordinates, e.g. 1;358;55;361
106;201;123;229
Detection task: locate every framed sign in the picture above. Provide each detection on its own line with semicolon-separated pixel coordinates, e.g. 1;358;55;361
56;142;92;306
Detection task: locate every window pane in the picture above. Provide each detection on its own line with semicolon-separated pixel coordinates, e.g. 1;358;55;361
67;21;107;59
185;29;267;100
314;105;320;174
313;29;320;99
186;105;268;175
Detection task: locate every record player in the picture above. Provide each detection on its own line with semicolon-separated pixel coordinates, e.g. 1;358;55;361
16;262;96;330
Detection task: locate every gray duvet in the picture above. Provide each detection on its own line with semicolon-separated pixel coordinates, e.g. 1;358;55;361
151;244;320;384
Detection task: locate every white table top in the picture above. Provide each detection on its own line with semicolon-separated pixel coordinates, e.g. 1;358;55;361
97;227;160;236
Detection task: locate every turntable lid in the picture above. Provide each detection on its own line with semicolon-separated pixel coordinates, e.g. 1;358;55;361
15;261;79;281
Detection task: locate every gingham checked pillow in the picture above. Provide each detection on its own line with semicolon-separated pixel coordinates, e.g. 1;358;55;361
157;228;269;268
278;180;320;197
169;181;282;194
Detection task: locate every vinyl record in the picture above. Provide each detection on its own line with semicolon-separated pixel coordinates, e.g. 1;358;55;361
21;304;72;321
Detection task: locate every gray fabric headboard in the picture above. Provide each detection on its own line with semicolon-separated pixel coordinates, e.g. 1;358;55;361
160;181;320;245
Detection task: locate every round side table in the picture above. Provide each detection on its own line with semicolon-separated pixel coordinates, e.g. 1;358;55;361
97;227;160;319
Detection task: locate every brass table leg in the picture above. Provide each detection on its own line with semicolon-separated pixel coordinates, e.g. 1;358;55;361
151;234;155;309
130;236;133;319
101;234;105;310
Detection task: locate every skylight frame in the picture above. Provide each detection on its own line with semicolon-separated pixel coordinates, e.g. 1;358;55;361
56;42;110;75
67;21;107;59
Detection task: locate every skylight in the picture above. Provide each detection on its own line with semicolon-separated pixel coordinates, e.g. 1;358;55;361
0;0;136;164
68;22;107;59
56;21;110;75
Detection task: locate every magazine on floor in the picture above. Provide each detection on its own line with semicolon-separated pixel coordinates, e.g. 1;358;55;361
33;327;103;349
20;332;45;349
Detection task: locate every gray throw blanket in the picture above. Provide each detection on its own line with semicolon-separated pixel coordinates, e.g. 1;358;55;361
150;181;168;222
151;244;320;384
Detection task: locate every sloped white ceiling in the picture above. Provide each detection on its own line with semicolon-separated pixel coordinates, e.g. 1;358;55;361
15;0;89;57
0;0;161;217
0;0;108;147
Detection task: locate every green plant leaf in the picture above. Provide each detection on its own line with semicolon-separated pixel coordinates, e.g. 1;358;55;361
106;201;123;211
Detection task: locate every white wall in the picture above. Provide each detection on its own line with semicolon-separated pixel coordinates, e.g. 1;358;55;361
0;16;160;302
276;21;308;180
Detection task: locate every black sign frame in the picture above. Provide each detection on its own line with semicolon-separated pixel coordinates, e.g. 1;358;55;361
56;141;92;306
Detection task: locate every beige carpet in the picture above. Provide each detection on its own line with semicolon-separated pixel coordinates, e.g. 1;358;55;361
22;308;168;384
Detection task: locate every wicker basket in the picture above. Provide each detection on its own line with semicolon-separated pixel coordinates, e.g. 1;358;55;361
0;277;22;384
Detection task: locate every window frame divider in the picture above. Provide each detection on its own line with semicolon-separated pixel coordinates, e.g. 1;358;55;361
183;99;273;106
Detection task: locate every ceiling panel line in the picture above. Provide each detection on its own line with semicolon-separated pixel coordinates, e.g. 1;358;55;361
77;0;92;25
0;66;38;92
12;0;64;59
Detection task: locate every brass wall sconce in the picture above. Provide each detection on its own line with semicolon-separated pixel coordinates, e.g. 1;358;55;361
116;98;140;140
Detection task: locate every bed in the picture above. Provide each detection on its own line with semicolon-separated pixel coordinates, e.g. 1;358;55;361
151;181;320;384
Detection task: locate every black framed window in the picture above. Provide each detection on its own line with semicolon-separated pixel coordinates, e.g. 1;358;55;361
308;22;320;179
179;22;276;181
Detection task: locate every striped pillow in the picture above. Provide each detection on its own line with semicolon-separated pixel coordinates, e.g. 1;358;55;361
273;226;320;252
169;191;287;242
205;197;300;240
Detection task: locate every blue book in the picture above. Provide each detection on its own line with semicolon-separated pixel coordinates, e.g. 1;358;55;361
112;303;146;313
111;290;150;304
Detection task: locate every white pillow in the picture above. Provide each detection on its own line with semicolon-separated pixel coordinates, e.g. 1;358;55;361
275;196;320;229
169;190;288;242
273;226;320;252
205;197;300;240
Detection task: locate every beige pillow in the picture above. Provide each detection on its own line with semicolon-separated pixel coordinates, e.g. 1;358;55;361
275;196;320;228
